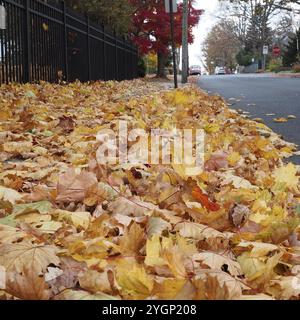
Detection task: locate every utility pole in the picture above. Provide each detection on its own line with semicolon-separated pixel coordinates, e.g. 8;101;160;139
181;0;189;84
292;8;299;53
168;0;178;88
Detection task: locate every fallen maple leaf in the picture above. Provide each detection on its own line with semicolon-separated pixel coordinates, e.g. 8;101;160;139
79;269;112;294
193;252;242;276
116;261;154;300
273;163;299;191
6;264;51;300
192;186;220;211
56;169;98;202
0;241;60;273
119;222;145;255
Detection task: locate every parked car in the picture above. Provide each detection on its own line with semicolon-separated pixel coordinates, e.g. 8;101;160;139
215;66;226;75
189;65;202;76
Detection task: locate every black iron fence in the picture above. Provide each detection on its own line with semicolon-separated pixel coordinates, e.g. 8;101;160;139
0;0;138;84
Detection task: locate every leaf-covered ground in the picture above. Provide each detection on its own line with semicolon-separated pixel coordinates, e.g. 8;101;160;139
0;80;300;300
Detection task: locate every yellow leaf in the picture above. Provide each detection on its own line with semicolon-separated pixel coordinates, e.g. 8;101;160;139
55;209;91;230
204;123;220;134
153;278;188;299
227;152;241;166
161;246;187;278
42;23;49;31
273;163;299;191
236;242;282;282
145;235;171;267
273;117;288;123
116;261;154;299
0;109;13;120
172;90;190;105
119;222;145;255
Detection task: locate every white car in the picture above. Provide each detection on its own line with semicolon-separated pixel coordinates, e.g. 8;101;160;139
189;65;202;76
215;67;226;75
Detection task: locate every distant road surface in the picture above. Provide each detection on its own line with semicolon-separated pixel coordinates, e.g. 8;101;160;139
198;74;300;164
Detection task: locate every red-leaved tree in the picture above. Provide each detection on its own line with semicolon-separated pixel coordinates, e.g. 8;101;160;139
130;0;203;77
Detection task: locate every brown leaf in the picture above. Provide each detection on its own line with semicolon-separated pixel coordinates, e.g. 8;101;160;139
47;257;87;295
229;204;250;227
119;222;145;255
56;169;98;203
5;264;51;300
79;269;112;294
57;115;75;133
193;275;231;300
204;151;228;172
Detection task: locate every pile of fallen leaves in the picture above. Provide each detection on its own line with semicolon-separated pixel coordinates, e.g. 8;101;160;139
0;79;300;300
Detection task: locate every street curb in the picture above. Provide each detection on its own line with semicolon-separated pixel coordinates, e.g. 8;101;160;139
275;73;300;79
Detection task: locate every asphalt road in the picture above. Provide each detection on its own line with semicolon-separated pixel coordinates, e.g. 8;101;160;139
198;74;300;164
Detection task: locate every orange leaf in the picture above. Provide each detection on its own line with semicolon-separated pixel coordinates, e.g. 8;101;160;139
191;186;220;212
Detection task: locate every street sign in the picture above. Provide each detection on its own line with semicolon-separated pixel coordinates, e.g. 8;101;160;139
165;0;177;14
0;5;6;30
263;45;269;55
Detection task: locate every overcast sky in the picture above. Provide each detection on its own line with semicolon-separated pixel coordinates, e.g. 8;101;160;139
189;0;219;67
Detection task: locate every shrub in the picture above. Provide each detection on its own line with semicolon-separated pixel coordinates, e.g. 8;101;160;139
268;59;283;73
236;49;253;66
137;57;146;78
292;64;300;73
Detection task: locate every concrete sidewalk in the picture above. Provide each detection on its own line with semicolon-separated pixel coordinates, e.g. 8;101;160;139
145;74;199;90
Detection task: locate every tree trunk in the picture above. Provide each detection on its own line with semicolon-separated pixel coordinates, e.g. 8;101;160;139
157;52;168;78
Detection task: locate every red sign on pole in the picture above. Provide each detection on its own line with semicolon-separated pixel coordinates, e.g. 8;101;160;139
273;46;281;56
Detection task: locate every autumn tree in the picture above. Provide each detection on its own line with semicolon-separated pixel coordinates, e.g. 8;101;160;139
130;0;202;78
222;0;300;13
283;28;300;65
63;0;134;34
203;20;242;73
218;0;296;66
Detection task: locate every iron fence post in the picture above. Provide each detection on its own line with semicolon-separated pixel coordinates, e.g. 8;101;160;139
62;0;69;81
102;23;107;81
115;30;118;80
24;0;32;83
86;13;91;81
